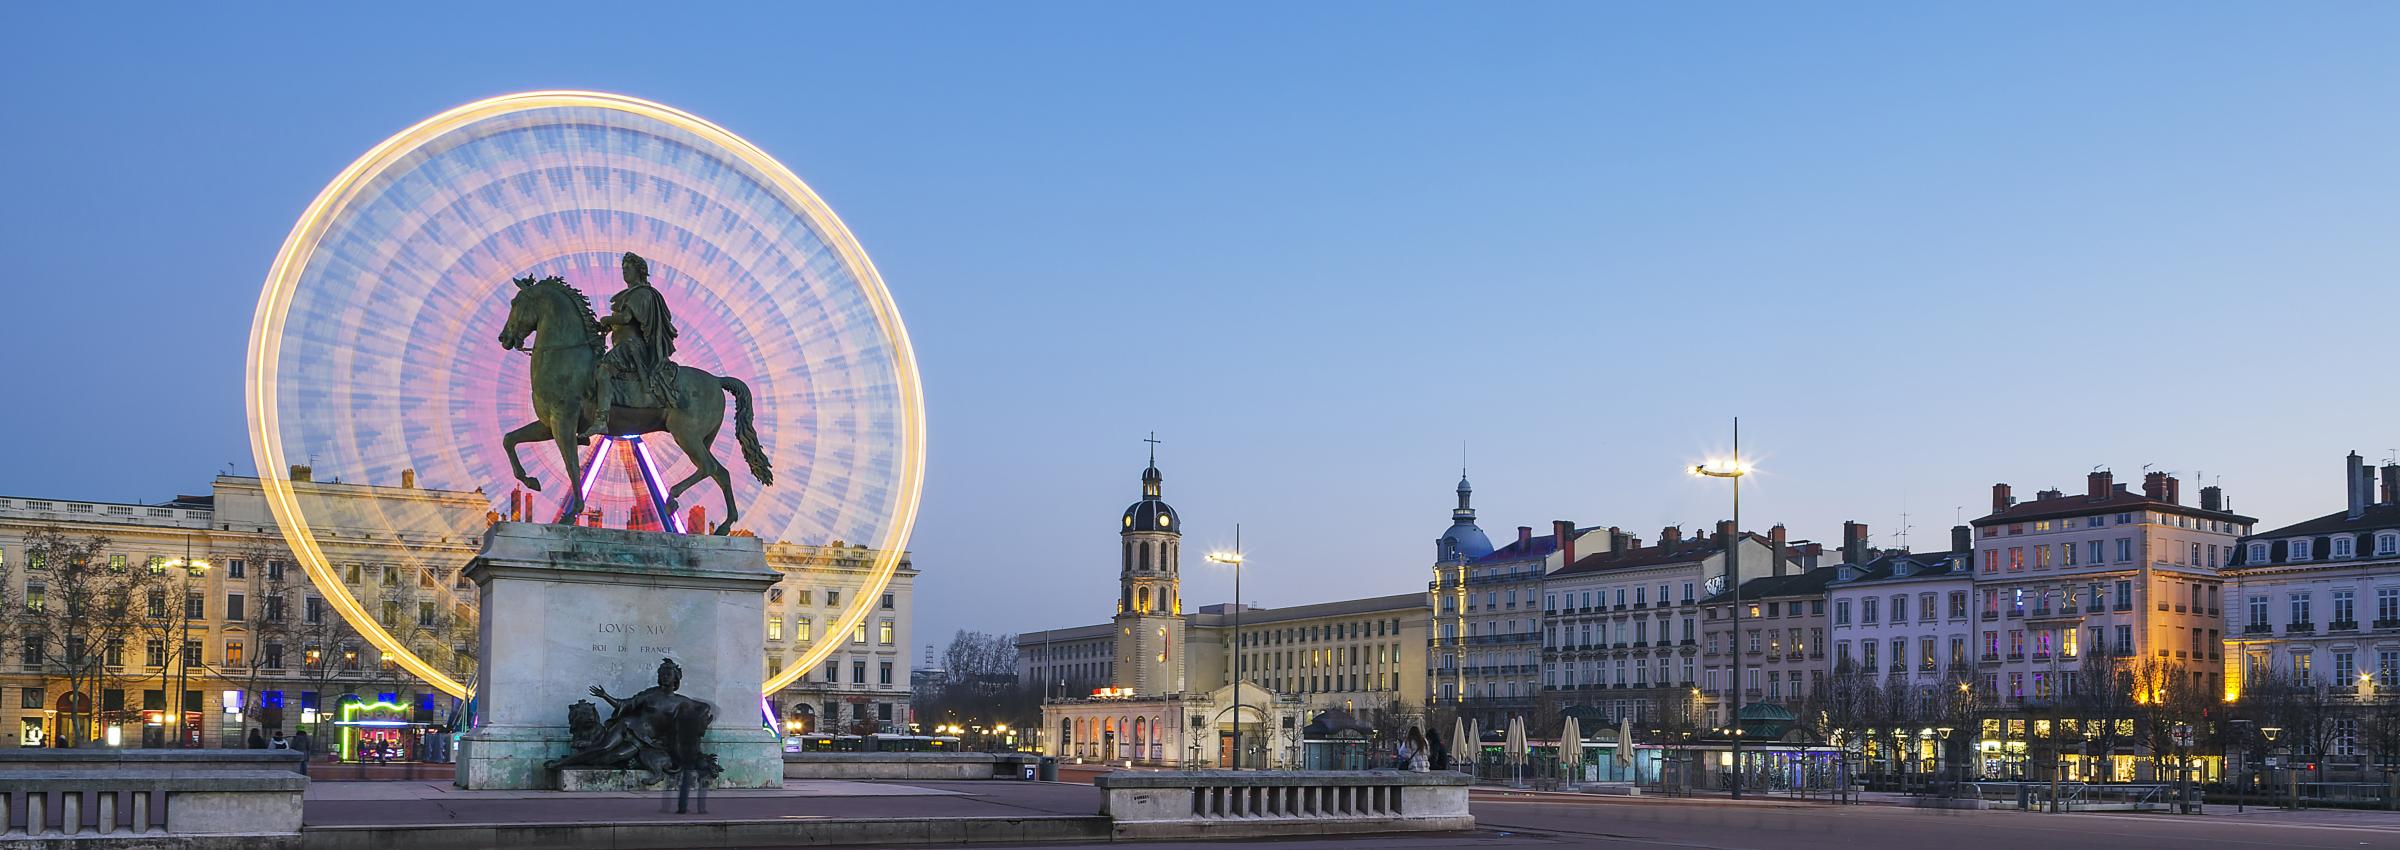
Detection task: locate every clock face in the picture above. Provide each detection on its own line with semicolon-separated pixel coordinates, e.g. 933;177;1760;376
1704;575;1727;596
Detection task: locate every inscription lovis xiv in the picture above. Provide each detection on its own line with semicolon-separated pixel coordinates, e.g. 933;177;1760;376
591;622;674;656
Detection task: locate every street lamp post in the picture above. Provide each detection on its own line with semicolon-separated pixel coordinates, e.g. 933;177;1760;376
1209;527;1246;771
1692;417;1748;799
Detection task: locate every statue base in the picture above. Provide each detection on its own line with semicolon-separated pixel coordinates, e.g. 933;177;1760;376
556;767;724;792
454;522;783;790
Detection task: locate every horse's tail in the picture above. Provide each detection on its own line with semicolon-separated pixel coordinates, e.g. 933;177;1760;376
722;376;774;486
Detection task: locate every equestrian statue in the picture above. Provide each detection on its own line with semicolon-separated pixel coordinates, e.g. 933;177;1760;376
497;252;772;534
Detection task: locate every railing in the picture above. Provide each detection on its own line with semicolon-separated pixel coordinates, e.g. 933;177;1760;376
1098;770;1471;838
0;769;304;841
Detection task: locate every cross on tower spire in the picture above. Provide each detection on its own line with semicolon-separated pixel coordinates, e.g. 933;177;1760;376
1145;432;1161;467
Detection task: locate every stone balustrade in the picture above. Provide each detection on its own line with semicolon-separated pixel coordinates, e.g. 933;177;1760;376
0;768;304;847
1096;770;1473;839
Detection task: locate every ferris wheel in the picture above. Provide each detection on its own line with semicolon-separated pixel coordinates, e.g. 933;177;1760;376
246;91;925;698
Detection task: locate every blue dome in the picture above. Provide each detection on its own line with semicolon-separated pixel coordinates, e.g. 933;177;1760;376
1123;498;1179;533
1441;523;1494;558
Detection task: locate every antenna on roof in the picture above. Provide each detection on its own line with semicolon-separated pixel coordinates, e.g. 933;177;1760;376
2141;463;2154;473
2092;464;2107;473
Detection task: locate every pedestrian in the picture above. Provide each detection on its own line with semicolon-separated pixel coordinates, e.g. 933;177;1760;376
1405;727;1430;772
248;728;268;749
289;729;313;777
1427;730;1449;772
270;733;288;750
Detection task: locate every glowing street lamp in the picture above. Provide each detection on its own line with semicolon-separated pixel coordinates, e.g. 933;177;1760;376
1208;528;1247;770
1691;417;1749;798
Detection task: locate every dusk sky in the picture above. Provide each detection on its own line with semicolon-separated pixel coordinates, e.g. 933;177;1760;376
7;4;2399;651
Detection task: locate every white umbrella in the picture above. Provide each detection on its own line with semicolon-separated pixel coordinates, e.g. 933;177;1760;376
1505;716;1529;787
1560;717;1583;786
1617;717;1635;769
1451;716;1473;769
1469;718;1483;770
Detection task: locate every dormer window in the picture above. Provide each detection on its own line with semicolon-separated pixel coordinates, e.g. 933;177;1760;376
2290;539;2314;561
2249;543;2268;563
2332;537;2354;559
2378;534;2399;557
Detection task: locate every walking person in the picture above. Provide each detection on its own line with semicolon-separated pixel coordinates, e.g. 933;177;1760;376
1427;730;1449;772
1405;727;1431;772
289;729;312;777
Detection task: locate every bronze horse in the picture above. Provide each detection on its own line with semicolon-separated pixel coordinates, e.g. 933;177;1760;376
496;275;771;534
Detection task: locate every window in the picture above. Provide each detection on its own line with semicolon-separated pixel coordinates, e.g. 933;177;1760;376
225;640;244;667
2115;625;2132;655
183;641;203;667
145;640;166;667
1862;598;1879;625
2380;588;2400;624
1982;548;1998;573
2062;542;2077;567
853;622;867;644
304;596;325;625
2291;593;2313;626
225;594;244;622
852;660;867;684
2249;543;2269;563
2379;534;2400;557
878;661;894;685
2086;540;2103;565
2008;548;2024;572
2249;595;2269;627
263;642;283;669
264;595;285;623
2333;537;2355;558
881;593;895;610
1888;595;1907;624
184;593;204;620
767;617;784;641
823;660;838;683
2291;539;2314;561
2334;590;2356;625
827;591;840;607
23;585;42;614
2116;538;2133;562
878;619;895;645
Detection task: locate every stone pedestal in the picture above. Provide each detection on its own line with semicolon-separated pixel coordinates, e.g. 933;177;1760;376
455;522;783;789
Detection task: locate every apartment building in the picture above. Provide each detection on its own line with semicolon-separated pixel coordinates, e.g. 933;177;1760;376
1970;470;2253;708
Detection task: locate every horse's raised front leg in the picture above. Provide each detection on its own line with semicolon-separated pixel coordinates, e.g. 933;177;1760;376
502;420;554;492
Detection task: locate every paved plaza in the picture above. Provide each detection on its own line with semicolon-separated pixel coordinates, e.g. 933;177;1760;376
304;778;1104;826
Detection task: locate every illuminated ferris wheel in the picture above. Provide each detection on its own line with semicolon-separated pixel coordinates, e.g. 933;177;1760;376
246;92;925;698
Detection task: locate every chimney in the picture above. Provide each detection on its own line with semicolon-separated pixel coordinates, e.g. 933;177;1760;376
2200;486;2223;513
2087;470;2113;500
1951;524;1972;553
1553;520;1576;566
1715;519;1738;543
2383;464;2400;505
1991;483;2013;513
2036;488;2063;501
1518;526;1533;549
2165;475;2181;505
400;468;416;489
2142;472;2167;501
1660;525;1683;546
289;464;312;482
2349;452;2370;520
1606;526;1625;553
1769;524;1789;577
1841;521;1870;565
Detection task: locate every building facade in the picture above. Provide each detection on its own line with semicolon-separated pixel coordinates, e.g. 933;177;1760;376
1546;523;1786;730
0;472;917;750
1969;470;2253;711
1701;563;1837;729
2221;452;2400;775
764;542;919;737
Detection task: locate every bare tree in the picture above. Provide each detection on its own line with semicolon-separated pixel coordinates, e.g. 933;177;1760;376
225;542;295;736
15;528;153;747
139;561;213;747
2067;658;2136;781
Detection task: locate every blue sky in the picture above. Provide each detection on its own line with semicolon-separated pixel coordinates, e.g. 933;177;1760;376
6;4;2399;649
